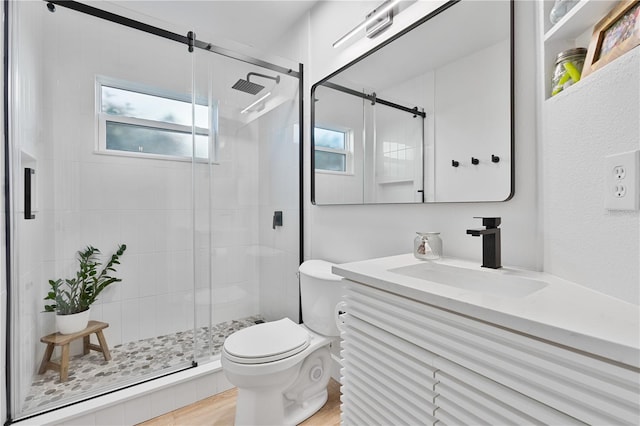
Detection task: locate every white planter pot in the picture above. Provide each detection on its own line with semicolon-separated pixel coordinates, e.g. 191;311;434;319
56;308;90;335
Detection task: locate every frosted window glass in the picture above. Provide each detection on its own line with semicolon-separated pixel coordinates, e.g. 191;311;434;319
102;86;208;129
315;128;346;150
315;151;346;172
106;122;208;159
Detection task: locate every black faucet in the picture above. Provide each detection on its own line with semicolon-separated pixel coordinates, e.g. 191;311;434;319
466;217;502;269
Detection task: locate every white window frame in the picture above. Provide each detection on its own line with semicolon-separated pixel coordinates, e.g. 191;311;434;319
95;76;212;162
314;124;354;175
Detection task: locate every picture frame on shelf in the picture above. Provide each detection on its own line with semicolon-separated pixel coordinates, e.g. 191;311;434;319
582;0;640;78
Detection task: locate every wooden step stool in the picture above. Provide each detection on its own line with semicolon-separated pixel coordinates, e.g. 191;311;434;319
39;320;111;382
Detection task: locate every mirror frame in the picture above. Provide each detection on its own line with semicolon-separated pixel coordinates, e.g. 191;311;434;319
310;0;515;205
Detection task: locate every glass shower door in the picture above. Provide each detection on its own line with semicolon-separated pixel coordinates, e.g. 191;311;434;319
8;1;205;418
192;48;302;358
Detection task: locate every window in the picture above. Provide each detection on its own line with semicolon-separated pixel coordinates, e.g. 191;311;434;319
97;78;211;160
314;127;351;173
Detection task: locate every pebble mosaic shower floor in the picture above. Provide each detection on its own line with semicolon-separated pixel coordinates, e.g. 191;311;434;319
22;315;262;413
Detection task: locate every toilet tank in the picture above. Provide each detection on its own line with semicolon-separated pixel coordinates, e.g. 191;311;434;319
299;260;344;337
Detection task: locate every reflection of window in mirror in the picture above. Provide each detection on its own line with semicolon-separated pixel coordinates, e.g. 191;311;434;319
314;126;353;174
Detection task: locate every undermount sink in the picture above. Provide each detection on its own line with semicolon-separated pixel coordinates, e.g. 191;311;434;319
389;262;548;298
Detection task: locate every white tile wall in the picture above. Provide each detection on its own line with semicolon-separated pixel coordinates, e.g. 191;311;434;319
15;0;266;370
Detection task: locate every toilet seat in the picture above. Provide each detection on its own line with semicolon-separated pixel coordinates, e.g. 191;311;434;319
223;318;310;364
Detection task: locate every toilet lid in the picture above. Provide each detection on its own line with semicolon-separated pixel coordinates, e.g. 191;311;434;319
223;318;310;364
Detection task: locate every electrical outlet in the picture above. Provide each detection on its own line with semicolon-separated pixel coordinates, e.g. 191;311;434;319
614;183;626;198
614;166;626;180
604;150;639;210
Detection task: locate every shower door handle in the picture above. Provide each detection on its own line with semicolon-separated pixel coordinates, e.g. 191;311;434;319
273;211;283;229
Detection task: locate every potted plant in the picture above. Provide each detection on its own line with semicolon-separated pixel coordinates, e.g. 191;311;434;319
44;244;127;334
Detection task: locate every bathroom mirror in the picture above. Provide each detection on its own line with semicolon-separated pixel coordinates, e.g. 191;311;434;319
311;0;514;205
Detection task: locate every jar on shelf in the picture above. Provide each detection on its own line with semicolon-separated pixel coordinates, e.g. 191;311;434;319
549;0;578;25
414;232;442;260
551;47;587;97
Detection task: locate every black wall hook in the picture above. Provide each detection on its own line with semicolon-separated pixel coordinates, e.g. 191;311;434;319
452;160;459;167
491;154;500;163
47;2;56;12
471;157;479;165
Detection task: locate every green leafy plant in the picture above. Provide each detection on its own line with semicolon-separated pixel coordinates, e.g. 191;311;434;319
44;244;127;315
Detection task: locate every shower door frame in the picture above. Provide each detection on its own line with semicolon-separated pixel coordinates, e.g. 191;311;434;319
2;1;305;421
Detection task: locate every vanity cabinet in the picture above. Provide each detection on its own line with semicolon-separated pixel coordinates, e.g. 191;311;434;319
340;282;640;425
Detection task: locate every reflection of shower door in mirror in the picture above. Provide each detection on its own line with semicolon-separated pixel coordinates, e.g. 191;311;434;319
312;84;425;205
365;102;425;204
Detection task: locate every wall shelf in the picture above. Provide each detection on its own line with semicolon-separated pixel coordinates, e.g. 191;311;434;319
544;0;618;42
541;0;618;99
377;178;414;185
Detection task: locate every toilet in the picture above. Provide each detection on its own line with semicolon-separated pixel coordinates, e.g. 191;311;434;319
221;260;343;426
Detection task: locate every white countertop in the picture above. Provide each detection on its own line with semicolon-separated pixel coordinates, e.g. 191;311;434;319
333;254;640;368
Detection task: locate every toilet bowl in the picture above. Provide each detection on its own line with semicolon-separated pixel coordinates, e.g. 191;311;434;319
221;260;343;426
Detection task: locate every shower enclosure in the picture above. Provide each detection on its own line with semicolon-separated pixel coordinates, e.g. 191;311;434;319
4;1;302;420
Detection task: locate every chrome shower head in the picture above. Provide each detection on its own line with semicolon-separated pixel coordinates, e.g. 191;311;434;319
231;72;280;95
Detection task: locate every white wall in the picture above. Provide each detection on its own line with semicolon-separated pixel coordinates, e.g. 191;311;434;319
302;1;539;269
542;48;640;304
285;0;637;306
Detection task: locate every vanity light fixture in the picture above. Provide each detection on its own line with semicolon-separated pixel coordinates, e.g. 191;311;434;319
240;92;271;114
332;0;402;48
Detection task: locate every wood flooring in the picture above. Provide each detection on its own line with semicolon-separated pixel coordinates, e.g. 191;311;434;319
139;379;341;426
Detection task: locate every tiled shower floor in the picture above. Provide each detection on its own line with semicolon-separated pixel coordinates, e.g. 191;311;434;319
22;315;262;413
